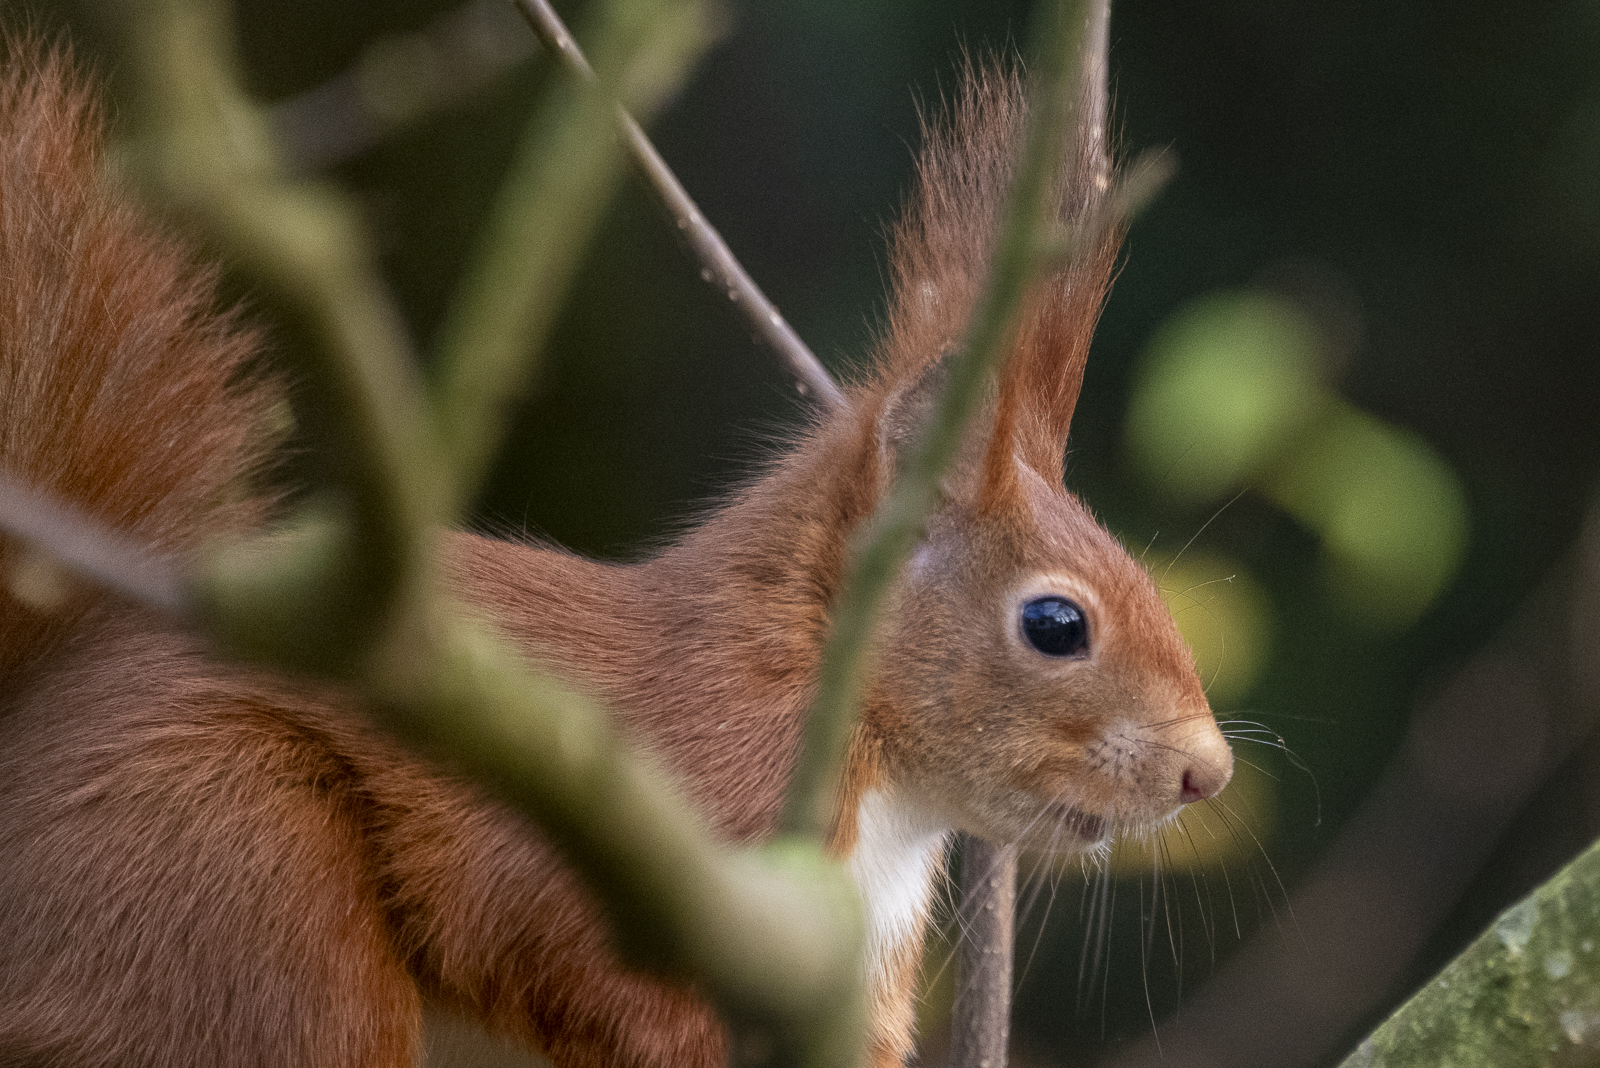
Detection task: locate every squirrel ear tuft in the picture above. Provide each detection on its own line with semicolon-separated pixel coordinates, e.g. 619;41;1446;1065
982;0;1118;490
870;0;1122;510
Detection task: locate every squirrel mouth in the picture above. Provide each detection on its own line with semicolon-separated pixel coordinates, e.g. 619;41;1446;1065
1045;803;1108;842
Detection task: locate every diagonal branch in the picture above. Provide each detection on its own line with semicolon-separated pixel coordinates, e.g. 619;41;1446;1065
0;471;184;615
431;0;721;516
512;0;846;410
1334;832;1600;1066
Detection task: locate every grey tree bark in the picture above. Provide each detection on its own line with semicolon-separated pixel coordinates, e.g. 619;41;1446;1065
950;837;1019;1068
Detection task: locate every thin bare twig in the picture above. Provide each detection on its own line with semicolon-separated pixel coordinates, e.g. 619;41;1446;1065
512;0;846;410
949;6;1115;1065
0;471;184;615
431;0;719;517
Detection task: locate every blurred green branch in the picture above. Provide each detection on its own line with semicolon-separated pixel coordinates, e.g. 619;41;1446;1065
93;0;866;1063
109;0;437;674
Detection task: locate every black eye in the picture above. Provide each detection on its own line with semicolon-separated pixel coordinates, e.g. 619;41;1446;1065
1020;596;1089;658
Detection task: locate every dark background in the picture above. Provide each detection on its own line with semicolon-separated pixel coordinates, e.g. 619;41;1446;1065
30;0;1600;1064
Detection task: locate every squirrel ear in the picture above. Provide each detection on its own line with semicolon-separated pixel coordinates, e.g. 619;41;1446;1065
873;2;1120;513
877;348;952;467
876;346;1007;510
978;0;1117;496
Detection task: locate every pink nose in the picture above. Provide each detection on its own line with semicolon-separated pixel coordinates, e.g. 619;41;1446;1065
1179;761;1228;804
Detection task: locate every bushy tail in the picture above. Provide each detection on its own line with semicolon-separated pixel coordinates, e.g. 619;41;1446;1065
0;40;276;673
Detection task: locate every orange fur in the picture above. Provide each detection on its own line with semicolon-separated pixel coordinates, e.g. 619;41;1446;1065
0;44;274;680
0;39;1230;1068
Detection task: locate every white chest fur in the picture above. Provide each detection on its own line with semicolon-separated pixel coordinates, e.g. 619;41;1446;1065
847;789;952;991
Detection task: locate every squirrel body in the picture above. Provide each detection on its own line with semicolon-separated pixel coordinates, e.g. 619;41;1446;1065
0;38;1232;1068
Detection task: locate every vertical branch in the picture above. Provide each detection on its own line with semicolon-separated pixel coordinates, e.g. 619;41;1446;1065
947;3;1110;1063
950;837;1019;1068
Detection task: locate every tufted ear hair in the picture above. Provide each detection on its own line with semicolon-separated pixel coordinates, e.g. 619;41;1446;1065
978;0;1119;502
867;1;1124;519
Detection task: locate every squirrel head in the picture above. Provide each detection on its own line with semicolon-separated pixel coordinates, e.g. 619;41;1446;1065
850;57;1232;851
862;434;1233;850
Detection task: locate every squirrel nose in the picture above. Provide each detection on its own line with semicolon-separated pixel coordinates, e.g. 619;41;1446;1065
1177;726;1234;804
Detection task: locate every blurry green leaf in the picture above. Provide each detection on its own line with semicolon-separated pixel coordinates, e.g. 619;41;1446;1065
1266;400;1469;629
1128;288;1469;631
1126;291;1326;505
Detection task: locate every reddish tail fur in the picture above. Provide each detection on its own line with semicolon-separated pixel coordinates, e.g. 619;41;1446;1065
0;35;1231;1068
0;44;274;680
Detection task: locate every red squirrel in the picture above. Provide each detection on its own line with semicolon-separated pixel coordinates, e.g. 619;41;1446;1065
0;32;1232;1068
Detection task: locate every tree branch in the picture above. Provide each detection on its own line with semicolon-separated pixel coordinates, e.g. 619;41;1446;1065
431;0;722;516
950;837;1019;1068
512;0;847;411
1336;834;1600;1067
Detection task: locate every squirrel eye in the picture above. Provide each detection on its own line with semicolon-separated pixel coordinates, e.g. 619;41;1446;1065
1020;596;1089;658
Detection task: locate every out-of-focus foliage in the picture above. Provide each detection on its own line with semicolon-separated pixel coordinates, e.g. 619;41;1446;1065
1127;291;1469;628
1126;293;1325;505
1268;398;1468;628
